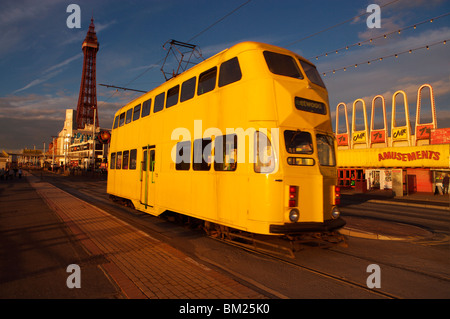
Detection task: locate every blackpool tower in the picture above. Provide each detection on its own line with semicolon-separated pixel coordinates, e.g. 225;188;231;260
76;18;99;129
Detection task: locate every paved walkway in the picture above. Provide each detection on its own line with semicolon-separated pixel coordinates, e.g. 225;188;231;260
1;173;265;299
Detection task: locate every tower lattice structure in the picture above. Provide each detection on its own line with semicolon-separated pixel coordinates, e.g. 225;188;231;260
76;18;99;129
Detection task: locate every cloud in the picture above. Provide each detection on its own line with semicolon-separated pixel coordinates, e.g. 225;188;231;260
12;69;64;94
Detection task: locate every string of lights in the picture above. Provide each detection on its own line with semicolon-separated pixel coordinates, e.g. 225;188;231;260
321;39;448;77
310;12;450;61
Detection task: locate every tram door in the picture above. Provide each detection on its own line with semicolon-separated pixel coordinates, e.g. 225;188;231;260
140;146;156;208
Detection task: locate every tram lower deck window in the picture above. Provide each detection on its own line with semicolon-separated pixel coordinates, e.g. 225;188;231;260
176;141;191;171
130;149;137;170
214;134;237;171
193;138;212;171
317;134;336;166
284;130;313;154
110;153;116;169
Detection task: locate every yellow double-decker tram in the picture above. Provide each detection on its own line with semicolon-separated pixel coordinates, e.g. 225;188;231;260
107;41;345;236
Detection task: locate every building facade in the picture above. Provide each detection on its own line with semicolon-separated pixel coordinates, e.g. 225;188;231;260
335;84;450;195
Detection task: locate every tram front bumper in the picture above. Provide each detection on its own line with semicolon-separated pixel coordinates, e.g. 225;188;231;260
269;217;346;234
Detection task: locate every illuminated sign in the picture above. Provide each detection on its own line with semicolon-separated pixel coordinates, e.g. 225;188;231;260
295;97;326;115
352;131;366;144
416;124;433;140
392;127;409;141
336;133;349;146
378;150;440;162
371;130;386;144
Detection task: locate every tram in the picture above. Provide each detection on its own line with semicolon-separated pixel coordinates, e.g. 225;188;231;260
107;41;345;236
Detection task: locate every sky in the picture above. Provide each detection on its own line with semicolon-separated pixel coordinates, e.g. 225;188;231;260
1;0;449;152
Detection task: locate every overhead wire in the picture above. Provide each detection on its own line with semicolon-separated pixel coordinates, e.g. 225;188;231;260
286;0;402;47
100;0;252;101
310;12;450;61
321;39;448;77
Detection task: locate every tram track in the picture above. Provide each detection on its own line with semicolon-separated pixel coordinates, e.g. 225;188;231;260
33;173;450;299
207;235;400;299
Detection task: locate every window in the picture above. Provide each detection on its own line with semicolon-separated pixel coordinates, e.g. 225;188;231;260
284;130;313;154
175;141;191;171
214;134;237;171
166;85;180;108
123;150;130;169
116;151;122;169
125;109;133;124
142;99;151;117
113;116;119;129
130;149;137;170
219;57;242;87
154;92;165;113
110;152;116;169
298;60;325;88
133;104;141;121
263;51;303;79
254;131;275;173
198;67;217;95
180;77;196;102
316;134;336;166
119;112;125;127
193;138;212;171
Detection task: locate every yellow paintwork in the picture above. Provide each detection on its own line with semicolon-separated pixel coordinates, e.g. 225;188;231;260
107;42;338;235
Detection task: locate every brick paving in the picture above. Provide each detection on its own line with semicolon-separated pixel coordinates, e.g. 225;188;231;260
27;174;265;299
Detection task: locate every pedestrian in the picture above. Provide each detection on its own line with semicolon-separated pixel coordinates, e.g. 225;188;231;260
443;173;449;195
8;168;14;180
18;168;22;179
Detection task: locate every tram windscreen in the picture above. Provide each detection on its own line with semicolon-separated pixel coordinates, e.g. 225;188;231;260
263;51;303;79
298;60;326;88
284;130;313;154
316;134;336;166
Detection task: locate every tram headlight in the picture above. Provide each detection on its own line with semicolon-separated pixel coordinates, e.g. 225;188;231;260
331;206;340;219
289;209;300;222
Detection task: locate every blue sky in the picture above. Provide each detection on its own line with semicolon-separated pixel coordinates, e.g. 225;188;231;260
1;0;449;151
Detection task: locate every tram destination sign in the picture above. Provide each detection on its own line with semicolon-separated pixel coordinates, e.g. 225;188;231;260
295;97;326;115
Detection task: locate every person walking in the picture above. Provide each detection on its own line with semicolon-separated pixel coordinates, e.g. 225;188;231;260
443;173;449;195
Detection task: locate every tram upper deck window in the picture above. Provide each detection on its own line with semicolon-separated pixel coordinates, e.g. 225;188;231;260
113;116;119;129
125;108;133;124
180;77;196;102
142;99;151;117
119;112;125;127
198;67;217;95
154;92;165;113
316;134;336;166
166;85;180;108
133;104;141;121
263;51;303;79
298;60;326;88
219;57;242;87
284;130;313;154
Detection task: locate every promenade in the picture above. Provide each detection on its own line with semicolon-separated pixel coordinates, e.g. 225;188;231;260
0;171;447;299
0;172;264;299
